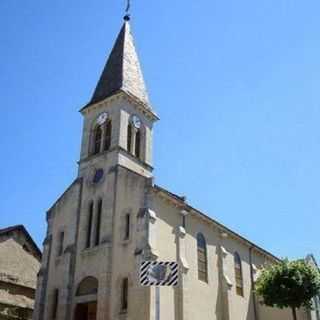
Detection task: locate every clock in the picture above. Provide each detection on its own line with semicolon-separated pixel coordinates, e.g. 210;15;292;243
96;112;108;125
131;115;141;129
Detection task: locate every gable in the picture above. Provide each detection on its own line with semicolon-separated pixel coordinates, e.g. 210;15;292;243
0;236;40;289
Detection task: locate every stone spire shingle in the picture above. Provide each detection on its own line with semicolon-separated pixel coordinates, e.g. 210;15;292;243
89;20;150;109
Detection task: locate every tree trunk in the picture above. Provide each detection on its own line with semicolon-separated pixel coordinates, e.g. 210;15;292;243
292;307;297;320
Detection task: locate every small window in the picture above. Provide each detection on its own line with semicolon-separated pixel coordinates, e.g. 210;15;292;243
182;215;186;228
134;129;141;159
127;123;132;153
57;232;64;256
104;120;112;151
121;278;128;312
197;233;208;282
86;202;94;248
95;199;102;246
124;214;130;240
52;289;59;319
93;126;102;155
234;252;244;296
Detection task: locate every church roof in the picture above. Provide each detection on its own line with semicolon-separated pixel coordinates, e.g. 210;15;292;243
0;225;41;289
0;225;41;259
153;184;281;262
84;19;151;110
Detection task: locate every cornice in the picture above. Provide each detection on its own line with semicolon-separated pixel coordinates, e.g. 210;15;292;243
78;146;154;172
79;90;159;122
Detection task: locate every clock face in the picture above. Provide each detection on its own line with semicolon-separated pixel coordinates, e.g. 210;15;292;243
96;112;108;125
131;115;141;129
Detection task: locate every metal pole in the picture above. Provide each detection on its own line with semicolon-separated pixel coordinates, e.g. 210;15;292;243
155;286;160;320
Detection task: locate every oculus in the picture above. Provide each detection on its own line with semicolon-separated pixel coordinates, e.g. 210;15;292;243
92;168;104;184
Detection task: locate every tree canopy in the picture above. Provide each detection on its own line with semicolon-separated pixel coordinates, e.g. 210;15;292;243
255;259;320;320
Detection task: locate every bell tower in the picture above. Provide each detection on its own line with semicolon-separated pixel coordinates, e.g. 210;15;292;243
78;17;159;180
33;15;160;320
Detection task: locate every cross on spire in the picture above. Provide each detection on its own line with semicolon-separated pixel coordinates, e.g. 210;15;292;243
124;0;130;21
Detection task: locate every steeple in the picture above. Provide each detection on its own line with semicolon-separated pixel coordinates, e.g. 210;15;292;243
87;19;151;109
78;15;158;179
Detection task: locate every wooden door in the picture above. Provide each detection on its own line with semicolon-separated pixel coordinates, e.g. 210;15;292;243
88;302;97;320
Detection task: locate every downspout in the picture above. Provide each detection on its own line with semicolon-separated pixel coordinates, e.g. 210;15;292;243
249;246;259;320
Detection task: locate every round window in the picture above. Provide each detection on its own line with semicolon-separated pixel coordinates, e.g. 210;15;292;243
92;168;104;184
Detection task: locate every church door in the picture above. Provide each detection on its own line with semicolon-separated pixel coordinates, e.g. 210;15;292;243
74;302;97;320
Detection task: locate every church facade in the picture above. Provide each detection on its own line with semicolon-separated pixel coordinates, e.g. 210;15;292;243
33;17;310;320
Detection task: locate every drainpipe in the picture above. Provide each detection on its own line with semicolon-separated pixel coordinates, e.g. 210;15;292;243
249;246;259;320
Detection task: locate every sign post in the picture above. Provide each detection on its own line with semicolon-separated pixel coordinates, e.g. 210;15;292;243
140;261;179;320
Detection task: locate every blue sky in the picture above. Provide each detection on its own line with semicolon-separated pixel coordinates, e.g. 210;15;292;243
0;0;319;261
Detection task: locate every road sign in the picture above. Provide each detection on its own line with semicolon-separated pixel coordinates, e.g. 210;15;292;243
140;261;179;287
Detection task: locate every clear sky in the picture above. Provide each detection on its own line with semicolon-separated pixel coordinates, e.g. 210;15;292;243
1;0;319;261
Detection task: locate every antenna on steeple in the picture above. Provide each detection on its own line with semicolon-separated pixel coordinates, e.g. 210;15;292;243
124;0;131;21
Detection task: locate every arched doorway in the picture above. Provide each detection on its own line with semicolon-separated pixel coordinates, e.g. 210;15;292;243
74;302;97;320
74;277;98;320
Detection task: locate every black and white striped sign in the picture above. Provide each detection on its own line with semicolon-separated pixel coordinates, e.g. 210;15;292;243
140;261;179;287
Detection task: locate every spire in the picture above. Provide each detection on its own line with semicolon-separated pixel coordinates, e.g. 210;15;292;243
89;19;151;109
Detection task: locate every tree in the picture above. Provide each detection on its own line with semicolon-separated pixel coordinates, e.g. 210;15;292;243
255;259;320;320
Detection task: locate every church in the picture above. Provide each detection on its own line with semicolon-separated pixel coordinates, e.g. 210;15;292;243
33;15;310;320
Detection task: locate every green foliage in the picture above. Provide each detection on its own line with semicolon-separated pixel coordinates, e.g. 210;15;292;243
255;259;320;310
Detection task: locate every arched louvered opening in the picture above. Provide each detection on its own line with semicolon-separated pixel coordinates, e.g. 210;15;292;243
134;129;141;159
197;233;208;282
104;120;112;151
234;252;244;296
127;123;133;153
93;125;102;155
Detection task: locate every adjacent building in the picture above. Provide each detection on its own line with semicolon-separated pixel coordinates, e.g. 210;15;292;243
306;255;320;320
33;15;311;320
0;225;41;320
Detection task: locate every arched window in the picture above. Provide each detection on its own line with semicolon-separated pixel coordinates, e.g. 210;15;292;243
234;252;244;296
197;233;208;282
124;214;130;240
76;277;98;296
127;123;133;153
93;125;102;155
121;278;128;312
57;231;64;256
134;129;141;159
86;202;94;249
104;120;112;151
95;199;102;246
52;289;59;319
